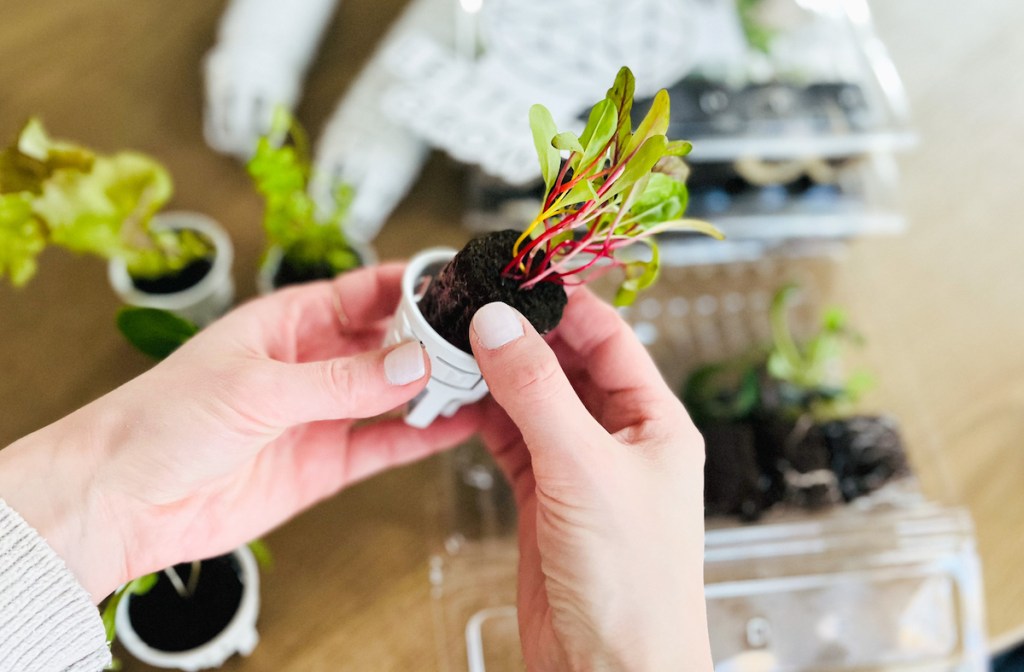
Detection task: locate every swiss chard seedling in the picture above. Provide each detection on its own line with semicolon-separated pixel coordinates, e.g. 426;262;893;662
418;66;723;353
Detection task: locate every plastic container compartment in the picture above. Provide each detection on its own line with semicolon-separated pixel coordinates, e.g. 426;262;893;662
461;0;914;262
430;258;986;672
432;483;986;672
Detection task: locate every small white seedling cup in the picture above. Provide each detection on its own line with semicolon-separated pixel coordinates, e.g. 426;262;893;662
385;248;489;428
256;239;379;295
108;211;235;327
115;545;260;671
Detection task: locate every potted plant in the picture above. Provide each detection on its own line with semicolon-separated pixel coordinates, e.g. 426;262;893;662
247;110;374;293
385;67;723;427
682;284;909;521
102;545;266;672
102;307;272;670
0;118;234;326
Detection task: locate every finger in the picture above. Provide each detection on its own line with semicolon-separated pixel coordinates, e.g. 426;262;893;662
553;288;676;405
258;340;430;426
237;263;406;359
343;406;483;484
470;302;604;460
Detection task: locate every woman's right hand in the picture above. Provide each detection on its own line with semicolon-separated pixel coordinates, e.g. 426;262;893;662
470;290;712;672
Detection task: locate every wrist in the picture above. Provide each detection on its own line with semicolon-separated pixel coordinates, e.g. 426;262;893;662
0;406;127;603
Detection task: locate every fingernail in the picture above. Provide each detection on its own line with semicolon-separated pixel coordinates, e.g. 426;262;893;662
474;302;524;350
385;341;426;385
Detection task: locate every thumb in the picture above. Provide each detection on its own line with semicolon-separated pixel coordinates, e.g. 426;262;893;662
259;340;431;426
471;302;603;458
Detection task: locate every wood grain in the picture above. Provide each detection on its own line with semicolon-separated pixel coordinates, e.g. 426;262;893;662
0;0;1022;666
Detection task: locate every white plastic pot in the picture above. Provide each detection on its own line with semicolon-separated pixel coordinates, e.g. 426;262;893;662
385;248;489;428
108;212;235;327
256;239;379;295
115;545;260;672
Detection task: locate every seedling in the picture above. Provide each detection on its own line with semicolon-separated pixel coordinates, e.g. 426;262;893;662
682;284;904;520
0;119;211;287
418;66;723;353
247;110;361;288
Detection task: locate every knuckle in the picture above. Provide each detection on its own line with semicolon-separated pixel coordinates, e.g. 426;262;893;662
320;358;355;407
506;352;564;402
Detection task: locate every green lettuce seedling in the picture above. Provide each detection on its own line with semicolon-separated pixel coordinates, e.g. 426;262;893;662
247;110;359;278
0;119;211;287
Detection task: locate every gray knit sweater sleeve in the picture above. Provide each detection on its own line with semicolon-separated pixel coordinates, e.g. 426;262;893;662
0;499;111;672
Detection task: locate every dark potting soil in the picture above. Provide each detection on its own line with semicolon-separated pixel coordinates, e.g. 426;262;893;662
131;258;213;295
418;229;567;354
127;553;244;652
825;415;908;502
272;255;336;289
702;422;764;521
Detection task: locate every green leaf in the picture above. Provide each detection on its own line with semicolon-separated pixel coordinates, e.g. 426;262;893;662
605;135;668;200
577;99;618;171
614;242;659;306
625;89;670;157
552;131;584;154
128;573;158;595
248;539;274;570
606;67;636;156
629;172;689;226
0;118;95;195
665;140;693;157
528;104;560;193
0;192;45;286
558;180;598;208
116;306;198;360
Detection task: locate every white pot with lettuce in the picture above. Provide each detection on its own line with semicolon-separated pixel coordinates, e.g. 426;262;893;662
0;118;234;326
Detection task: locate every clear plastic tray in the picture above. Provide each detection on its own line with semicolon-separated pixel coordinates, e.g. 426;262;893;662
430;259;985;671
431;448;986;672
656;0;916;162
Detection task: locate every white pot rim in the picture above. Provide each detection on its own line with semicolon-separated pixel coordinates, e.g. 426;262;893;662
115;546;260;669
256;239;378;295
108;211;234;311
402;248;480;373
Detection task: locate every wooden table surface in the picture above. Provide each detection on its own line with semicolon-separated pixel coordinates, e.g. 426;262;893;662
1;0;1022;668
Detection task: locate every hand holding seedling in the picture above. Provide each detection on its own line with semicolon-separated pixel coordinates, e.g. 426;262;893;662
0;264;479;603
469;291;712;672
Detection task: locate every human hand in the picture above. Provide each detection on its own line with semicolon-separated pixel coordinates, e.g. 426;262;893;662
0;264;479;602
469;291;712;671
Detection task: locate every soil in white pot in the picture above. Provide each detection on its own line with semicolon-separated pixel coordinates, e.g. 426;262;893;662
418;229;567;353
130;257;214;295
127;554;244;652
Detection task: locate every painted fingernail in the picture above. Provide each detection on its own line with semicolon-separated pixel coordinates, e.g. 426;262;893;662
385;341;427;385
474;302;524;350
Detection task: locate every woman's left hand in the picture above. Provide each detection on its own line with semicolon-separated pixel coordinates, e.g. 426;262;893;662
0;263;479;602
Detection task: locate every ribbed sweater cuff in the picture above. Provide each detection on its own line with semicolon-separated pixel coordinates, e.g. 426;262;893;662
0;498;111;672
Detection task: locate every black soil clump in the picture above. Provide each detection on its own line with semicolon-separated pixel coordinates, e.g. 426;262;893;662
128;554;244;652
418;229;568;353
272;254;335;289
131;257;213;295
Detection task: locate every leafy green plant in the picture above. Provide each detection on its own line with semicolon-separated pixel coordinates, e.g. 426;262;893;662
764;283;873;418
683;284;872;422
505;67;723;306
0;119;212;287
247;109;360;278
